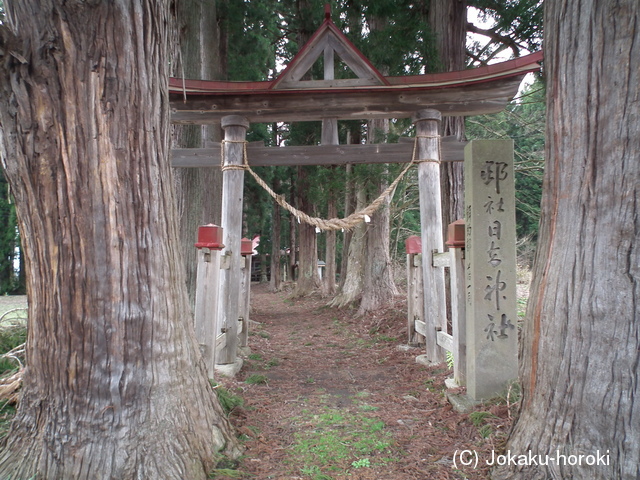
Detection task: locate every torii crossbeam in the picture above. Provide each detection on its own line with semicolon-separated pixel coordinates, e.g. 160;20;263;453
172;5;543;370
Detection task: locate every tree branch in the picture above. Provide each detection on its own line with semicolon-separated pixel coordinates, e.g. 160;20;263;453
466;22;521;58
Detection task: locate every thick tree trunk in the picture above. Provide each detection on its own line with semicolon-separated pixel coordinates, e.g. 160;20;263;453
172;0;223;308
289;177;298;281
294;166;321;297
428;0;467;229
492;1;640;479
324;192;337;295
0;2;240;479
330;187;366;308
358;118;398;315
269;178;282;292
338;162;355;292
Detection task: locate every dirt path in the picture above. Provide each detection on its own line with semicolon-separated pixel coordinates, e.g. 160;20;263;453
220;284;514;479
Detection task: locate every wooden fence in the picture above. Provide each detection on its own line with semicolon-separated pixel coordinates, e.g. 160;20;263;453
194;225;252;378
406;223;466;387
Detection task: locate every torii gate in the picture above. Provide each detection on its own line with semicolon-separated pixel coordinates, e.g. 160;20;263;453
169;6;542;380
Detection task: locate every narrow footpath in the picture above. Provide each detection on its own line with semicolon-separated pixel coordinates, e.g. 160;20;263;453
219;284;514;480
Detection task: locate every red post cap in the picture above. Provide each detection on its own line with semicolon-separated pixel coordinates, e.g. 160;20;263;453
405;235;422;255
241;237;253;256
195;224;224;250
445;219;465;248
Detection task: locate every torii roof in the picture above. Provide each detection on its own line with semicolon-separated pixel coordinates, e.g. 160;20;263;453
169;7;542;124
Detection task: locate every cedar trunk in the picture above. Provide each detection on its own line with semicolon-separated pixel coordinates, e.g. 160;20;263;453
493;1;639;479
428;0;466;228
358;118;398;315
172;0;223;308
324;193;337;295
269;178;282;292
0;2;240;478
330;186;366;308
294;166;321;297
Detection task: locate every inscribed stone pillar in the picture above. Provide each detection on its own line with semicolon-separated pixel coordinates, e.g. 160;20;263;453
413;109;447;364
217;115;249;365
464;139;517;400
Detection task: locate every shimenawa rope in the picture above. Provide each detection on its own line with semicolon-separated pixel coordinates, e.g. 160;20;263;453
220;135;440;232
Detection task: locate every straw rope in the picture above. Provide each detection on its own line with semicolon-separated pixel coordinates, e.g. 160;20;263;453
220;134;440;232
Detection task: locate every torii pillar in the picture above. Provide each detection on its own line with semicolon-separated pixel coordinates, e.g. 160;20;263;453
217;115;249;367
413;109;447;364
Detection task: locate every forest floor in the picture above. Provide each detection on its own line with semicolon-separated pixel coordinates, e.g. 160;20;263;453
218;283;521;480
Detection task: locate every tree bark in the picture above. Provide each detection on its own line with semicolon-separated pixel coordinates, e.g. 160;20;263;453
0;2;240;478
324;190;337;295
428;0;467;229
358;118;399;316
269;177;282;292
172;0;223;309
289;173;297;281
492;1;640;479
330;186;366;308
293;166;321;297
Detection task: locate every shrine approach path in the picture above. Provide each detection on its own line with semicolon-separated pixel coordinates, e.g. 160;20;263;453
220;283;514;480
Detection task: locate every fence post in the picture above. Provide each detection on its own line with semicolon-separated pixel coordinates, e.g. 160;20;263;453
239;238;253;349
446;220;467;386
194;224;224;378
405;236;424;345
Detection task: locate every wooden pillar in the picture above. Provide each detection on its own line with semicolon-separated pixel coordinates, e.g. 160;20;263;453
217;115;249;365
239;253;252;348
450;247;467;385
194;224;224;378
413;109;447;364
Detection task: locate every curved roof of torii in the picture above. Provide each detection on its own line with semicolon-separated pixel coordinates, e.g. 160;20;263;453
169;10;543;124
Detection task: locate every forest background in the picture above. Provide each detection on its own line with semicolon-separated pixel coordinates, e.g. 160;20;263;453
0;0;544;310
2;1;638;479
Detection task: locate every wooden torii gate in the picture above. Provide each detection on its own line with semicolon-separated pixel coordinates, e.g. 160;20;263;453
169;7;542;373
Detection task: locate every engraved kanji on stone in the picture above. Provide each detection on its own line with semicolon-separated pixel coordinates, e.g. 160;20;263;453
480;161;509;194
484;320;498;341
488;220;502;240
487;240;502;267
484;313;515;341
485;270;507;310
497;313;515;339
484;196;505;214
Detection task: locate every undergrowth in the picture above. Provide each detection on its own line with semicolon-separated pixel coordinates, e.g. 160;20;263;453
0;320;27;440
288;406;399;478
211;381;244;416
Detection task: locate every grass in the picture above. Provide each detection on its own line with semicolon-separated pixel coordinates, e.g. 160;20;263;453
517;296;528;320
469;411;494;427
0;320;26;441
446;350;455;369
0;400;16;439
209;456;244;479
265;358;280;368
358;404;379;412
0;325;26;376
249;330;270;339
208;468;243;479
211;381;244;416
288;406;398;478
244;374;268;385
